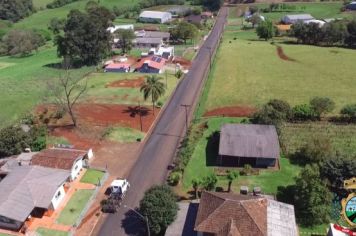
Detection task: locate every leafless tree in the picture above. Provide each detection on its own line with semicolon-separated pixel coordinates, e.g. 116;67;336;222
48;68;88;127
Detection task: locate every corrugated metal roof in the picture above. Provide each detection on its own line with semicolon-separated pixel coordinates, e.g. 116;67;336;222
0;166;69;222
267;200;298;236
284;14;314;20
135;37;162;44
139;11;171;19
218;124;280;159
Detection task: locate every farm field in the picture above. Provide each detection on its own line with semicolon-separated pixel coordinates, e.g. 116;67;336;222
203;4;356;115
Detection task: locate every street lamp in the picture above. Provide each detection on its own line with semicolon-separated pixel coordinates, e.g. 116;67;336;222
123;205;150;236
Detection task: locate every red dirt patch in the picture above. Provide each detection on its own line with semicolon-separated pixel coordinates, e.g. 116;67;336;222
276;46;296;62
172;56;192;68
106;77;144;88
204;106;257;117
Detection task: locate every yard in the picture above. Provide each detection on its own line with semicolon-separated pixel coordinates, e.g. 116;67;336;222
105;126;145;142
36;228;68;236
202;3;356;115
56;189;94;226
181;117;301;195
80;169;105;185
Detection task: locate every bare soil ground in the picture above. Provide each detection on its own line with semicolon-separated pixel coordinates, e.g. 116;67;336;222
105;77;144;88
276;45;296;62
204;105;256;117
172;56;192;69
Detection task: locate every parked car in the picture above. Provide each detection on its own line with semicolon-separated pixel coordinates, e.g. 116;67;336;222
110;178;130;199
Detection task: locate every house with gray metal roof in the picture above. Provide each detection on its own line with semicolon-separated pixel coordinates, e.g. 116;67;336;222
139;11;172;23
0;166;69;230
218;124;280;168
281;14;315;24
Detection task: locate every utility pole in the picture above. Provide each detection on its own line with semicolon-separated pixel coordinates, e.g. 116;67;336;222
181;104;190;134
138;101;143;132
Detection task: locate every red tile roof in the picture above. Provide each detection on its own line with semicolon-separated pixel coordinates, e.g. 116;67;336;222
31;148;87;170
106;63;131;69
195;192;267;236
135;56;166;70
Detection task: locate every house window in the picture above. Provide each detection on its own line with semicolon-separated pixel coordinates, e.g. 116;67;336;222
55;190;61;200
74;164;78;170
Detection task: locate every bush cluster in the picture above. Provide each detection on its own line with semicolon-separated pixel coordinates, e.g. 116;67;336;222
290;20;356;48
46;0;80;9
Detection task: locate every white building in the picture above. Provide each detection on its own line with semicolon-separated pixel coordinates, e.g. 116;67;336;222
139;11;172;23
148;46;174;59
107;24;134;34
281;14;315;24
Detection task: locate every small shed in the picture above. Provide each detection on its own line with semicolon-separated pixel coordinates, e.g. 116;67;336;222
218;124;280;168
281;14;315;24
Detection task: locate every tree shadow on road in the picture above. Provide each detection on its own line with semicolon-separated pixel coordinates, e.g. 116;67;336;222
121;210;147;236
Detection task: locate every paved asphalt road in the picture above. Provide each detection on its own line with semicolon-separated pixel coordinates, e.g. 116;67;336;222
96;7;228;236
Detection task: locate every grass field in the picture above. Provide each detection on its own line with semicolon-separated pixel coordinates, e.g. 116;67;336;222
279;122;356;156
204;29;356;113
84;72;179;106
105;126;145;142
57;189;94;225
36;228;68;236
80;169;105;184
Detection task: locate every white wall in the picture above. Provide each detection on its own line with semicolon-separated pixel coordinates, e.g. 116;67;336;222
71;159;83;180
51;185;65;209
87;149;94;159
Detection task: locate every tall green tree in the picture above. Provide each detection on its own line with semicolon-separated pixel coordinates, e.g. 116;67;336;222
345;20;356;47
256;20;274;40
0;0;34;22
309;97;335;118
294;164;332;226
139;185;178;235
55;6;114;65
140;76;166;115
192;178;202;199
116;29;135;54
226;170;238;192
170;22;198;44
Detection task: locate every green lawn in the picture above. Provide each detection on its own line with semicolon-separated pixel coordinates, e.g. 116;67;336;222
80;169;105;185
36;228;69;236
105;126;145;142
84;72;179;106
57;189;94;226
204;29;356;113
0;45;93;127
279;122;356;157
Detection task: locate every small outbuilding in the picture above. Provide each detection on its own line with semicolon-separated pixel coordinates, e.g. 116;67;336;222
218;124;280;168
346;2;356;10
139;11;172;24
281;14;315;24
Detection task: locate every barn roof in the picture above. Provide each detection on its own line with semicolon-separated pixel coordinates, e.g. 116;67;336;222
218;124;280;159
284;14;314;20
139;11;171;19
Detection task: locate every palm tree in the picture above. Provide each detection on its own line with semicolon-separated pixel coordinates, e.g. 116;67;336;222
226;170;239;192
140;75;166;115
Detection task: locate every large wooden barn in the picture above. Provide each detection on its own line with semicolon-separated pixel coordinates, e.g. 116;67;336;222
218;124;280;168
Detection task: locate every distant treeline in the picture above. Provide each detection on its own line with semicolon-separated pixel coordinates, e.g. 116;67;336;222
290;20;356;48
46;0;80;9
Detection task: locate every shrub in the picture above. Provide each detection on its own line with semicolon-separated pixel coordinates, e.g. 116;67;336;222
310;97;335;118
251;99;292;125
292;104;317;121
340;104;356;121
167;171;181;186
240;164;253;176
202;172;218;191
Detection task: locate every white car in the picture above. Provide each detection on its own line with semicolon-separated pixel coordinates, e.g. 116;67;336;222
110;179;130;198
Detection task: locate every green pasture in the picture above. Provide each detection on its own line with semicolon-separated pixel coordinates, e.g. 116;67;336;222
204;29;356;113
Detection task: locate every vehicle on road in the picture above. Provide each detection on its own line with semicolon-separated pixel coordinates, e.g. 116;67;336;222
110;179;130;199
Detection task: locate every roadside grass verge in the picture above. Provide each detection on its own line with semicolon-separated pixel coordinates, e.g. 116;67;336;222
36;228;68;236
80;169;105;185
105;126;145;142
56;189;94;226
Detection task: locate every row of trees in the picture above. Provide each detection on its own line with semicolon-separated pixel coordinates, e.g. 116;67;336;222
191;0;223;11
0;29;48;56
46;0;80;9
290;20;356;47
253;97;356;126
0;0;34;22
